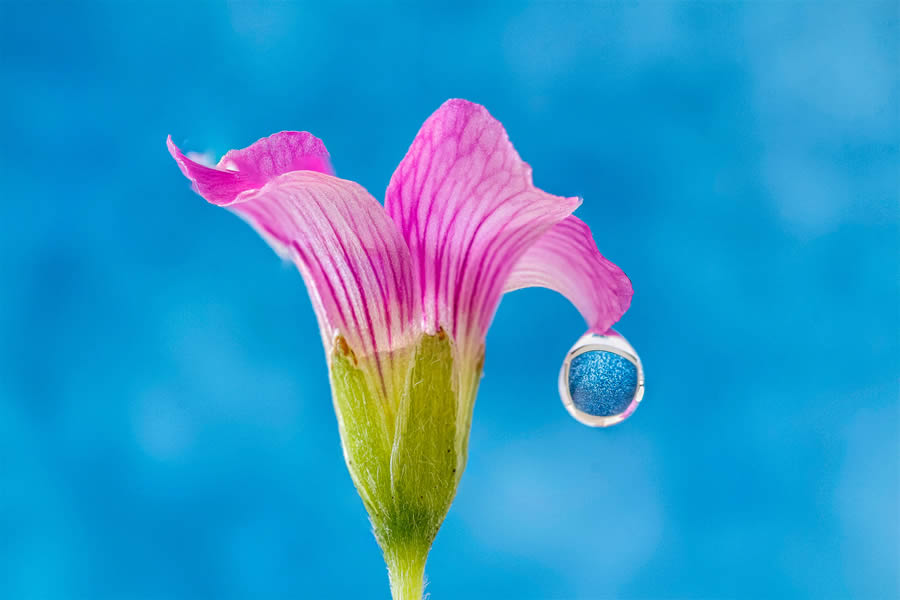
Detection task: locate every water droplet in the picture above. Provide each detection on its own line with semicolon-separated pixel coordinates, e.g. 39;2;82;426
558;331;644;427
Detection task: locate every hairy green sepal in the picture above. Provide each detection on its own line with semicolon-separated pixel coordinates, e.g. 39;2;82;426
329;332;481;600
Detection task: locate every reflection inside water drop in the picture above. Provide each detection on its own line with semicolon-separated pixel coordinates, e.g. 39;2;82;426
558;331;644;427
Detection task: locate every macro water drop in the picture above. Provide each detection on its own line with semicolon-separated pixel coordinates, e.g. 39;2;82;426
558;331;644;427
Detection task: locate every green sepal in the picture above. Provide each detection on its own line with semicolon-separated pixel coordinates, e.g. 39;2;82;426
329;331;481;599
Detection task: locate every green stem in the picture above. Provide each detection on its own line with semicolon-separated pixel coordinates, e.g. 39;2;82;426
385;546;427;600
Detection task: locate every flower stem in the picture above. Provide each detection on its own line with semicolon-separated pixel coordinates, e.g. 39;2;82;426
385;546;427;600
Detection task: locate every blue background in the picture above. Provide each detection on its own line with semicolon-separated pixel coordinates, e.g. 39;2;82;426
2;2;897;598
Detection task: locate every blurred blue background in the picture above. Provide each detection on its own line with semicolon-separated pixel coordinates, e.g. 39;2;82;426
2;2;897;598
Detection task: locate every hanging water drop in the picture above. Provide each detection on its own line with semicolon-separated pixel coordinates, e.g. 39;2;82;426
558;331;644;427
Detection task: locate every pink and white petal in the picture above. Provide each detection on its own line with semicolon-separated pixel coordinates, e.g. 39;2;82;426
504;215;633;334
233;172;419;360
169;142;418;362
217;131;334;178
167;131;333;206
384;99;580;359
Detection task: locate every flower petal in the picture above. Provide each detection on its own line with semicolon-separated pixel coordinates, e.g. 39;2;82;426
384;99;580;358
218;131;334;178
169;138;418;361
504;215;633;334
167;131;333;205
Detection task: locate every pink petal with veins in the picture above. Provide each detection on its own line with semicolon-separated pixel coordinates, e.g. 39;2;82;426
384;99;580;360
167;131;332;206
168;137;418;365
504;215;633;335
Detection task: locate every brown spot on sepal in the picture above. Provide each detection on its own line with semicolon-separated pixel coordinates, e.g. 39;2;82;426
334;335;358;365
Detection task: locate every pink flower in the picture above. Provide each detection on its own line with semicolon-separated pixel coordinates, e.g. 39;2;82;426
168;99;632;599
169;99;631;368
